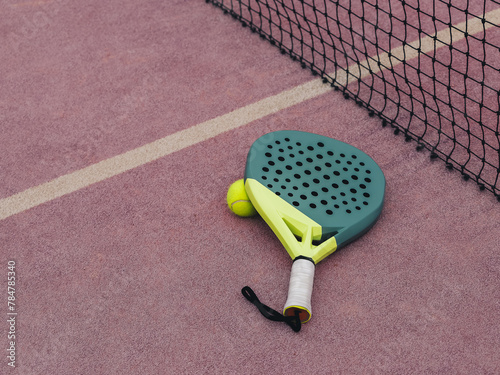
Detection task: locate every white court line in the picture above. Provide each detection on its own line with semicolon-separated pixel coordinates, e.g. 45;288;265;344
1;8;499;220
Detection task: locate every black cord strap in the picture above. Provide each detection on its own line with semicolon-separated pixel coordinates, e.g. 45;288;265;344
241;286;301;332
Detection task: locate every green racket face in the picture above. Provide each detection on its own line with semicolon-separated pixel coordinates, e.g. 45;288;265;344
244;131;385;250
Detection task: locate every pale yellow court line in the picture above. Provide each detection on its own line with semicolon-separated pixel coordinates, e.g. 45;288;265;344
1;8;499;220
0;81;331;220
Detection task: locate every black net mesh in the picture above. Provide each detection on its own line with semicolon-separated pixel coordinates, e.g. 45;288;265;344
206;0;500;199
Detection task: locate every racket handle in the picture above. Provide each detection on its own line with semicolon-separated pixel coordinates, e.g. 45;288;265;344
283;258;315;323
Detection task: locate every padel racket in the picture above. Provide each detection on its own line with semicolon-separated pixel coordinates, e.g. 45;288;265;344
242;130;385;330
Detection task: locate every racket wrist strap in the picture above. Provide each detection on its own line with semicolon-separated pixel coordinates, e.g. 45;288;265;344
241;286;301;332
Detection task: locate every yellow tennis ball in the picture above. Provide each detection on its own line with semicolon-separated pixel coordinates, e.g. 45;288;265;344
227;179;258;217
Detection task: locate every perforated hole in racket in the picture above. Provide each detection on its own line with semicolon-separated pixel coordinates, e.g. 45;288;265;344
260;137;375;217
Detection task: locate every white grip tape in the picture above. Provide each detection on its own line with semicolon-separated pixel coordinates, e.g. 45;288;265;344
283;258;315;321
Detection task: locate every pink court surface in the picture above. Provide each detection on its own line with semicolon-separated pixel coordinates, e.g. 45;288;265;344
1;1;500;374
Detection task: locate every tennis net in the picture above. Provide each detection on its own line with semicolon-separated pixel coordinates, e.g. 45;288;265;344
206;0;500;200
